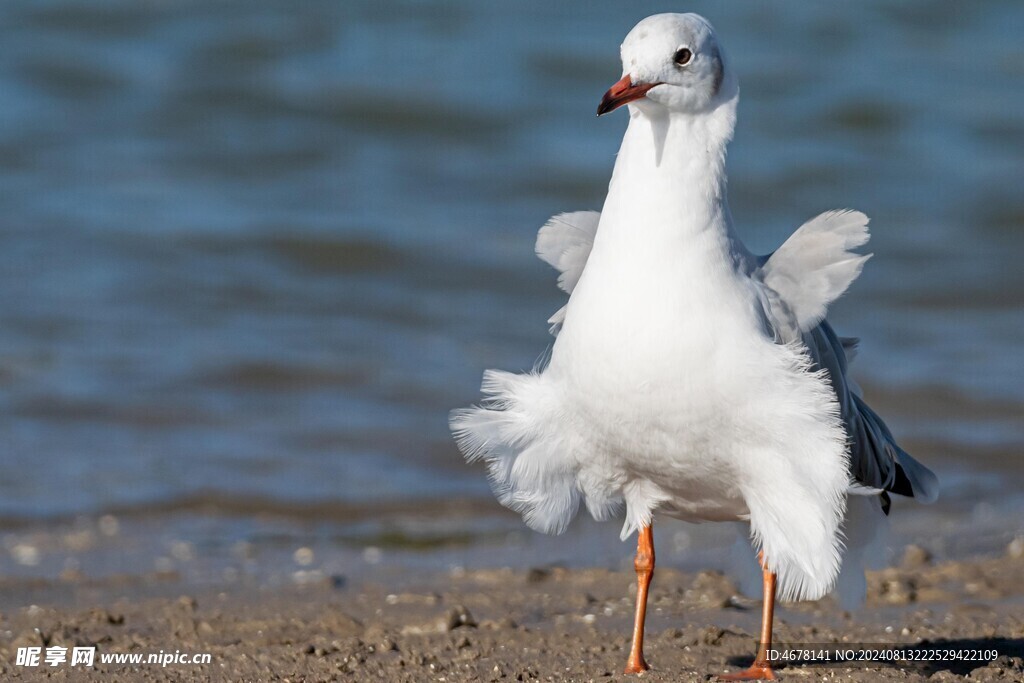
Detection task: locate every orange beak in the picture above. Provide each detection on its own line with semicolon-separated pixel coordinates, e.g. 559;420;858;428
597;74;660;116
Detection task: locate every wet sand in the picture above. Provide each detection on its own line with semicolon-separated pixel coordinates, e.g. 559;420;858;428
1;543;1022;681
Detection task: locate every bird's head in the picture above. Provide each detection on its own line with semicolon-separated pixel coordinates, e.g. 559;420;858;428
598;13;734;117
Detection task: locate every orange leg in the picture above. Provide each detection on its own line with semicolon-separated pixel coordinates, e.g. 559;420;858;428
718;552;776;680
624;524;655;674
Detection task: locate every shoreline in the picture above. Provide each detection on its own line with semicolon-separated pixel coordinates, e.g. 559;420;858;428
0;491;1021;587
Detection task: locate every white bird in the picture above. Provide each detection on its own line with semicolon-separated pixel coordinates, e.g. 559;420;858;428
451;13;937;680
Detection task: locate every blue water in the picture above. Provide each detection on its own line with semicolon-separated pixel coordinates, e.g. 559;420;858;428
0;0;1021;537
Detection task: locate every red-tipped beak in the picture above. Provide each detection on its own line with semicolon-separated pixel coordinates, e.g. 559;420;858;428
597;74;660;116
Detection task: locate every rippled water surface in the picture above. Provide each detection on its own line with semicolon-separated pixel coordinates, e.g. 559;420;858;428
0;1;1021;561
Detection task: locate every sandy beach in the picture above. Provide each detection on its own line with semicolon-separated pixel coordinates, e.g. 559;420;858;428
1;541;1021;682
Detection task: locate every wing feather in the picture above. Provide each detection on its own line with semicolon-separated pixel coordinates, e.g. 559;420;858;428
803;321;939;505
535;211;600;334
755;210;937;506
535;211;601;294
758;209;872;334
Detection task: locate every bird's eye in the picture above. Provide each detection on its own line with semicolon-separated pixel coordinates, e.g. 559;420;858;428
673;48;693;66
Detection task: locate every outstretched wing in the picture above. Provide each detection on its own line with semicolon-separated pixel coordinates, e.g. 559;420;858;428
535;211;600;333
538;209;868;335
755;210;938;506
756;210;872;342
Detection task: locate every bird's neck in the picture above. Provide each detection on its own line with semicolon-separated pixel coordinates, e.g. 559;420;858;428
602;98;738;245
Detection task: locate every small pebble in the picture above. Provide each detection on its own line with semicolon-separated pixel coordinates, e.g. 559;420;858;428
445;605;477;631
98;515;119;536
293;547;314;566
901;544;932;568
171;541;194;562
11;544;40;566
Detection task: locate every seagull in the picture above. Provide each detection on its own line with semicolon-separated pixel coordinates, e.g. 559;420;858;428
451;13;937;680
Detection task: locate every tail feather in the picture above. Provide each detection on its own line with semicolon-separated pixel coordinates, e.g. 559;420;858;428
850;394;939;504
893;445;940;504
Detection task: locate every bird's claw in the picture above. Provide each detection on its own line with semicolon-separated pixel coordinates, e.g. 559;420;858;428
623;654;649;674
716;663;775;680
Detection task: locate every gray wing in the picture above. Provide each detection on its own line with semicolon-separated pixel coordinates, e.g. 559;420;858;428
756;210;938;506
803;321;939;507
